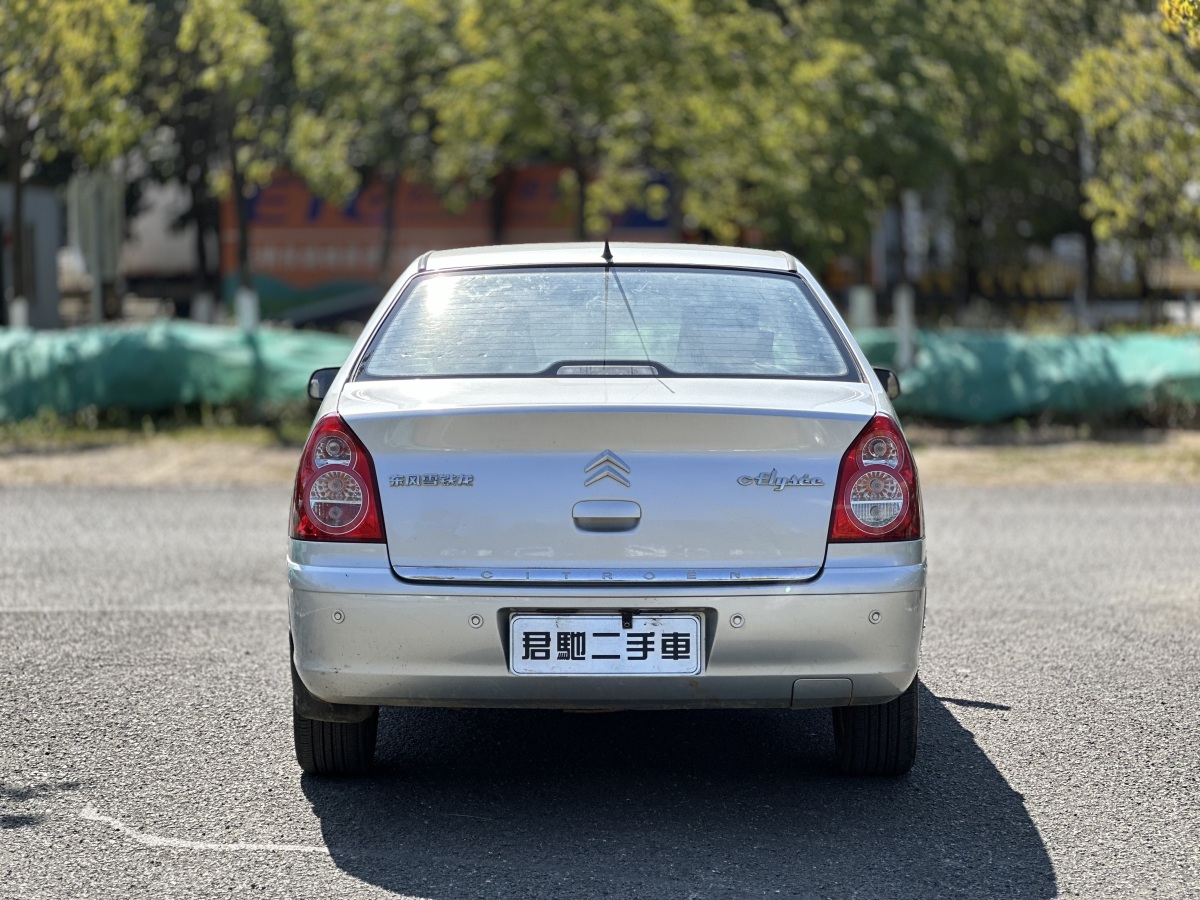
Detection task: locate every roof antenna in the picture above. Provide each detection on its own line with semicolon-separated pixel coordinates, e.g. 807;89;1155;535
601;239;613;266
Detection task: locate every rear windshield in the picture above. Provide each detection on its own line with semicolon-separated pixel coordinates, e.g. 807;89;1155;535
358;266;857;380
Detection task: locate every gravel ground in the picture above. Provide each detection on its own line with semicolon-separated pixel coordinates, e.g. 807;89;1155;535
0;477;1197;898
0;433;302;487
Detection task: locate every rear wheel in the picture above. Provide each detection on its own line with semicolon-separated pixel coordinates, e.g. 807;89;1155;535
291;638;378;776
832;675;918;776
293;705;379;776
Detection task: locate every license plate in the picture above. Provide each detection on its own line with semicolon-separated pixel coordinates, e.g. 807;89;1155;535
509;614;703;676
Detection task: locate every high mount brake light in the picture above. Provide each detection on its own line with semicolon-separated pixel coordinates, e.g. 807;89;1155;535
829;415;922;542
290;414;384;542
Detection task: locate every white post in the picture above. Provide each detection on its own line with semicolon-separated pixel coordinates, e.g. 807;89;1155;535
848;285;877;331
893;283;916;372
9;296;29;328
191;291;214;324
235;286;259;332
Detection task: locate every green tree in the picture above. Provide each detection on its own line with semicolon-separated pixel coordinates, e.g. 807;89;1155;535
134;0;223;301
176;0;294;292
1162;0;1200;48
1064;13;1200;272
287;0;455;282
771;0;991;276
1005;0;1152;300
779;0;1152;298
431;0;694;239
597;0;799;244
931;0;1084;298
431;0;806;243
0;0;144;323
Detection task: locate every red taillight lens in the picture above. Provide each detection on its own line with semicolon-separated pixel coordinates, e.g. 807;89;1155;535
290;414;385;542
829;414;922;542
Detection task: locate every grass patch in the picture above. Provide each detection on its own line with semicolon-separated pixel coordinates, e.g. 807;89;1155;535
0;402;316;454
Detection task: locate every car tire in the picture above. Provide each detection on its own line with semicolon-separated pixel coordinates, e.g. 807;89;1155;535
293;706;379;776
832;675;918;776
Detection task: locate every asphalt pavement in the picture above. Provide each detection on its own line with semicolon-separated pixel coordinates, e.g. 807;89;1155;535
0;483;1197;898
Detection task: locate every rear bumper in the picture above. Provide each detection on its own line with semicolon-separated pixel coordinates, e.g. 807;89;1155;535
288;540;926;712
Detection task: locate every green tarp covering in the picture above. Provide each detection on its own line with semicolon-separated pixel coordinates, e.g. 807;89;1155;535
1;322;1198;424
0;322;355;421
856;328;1200;423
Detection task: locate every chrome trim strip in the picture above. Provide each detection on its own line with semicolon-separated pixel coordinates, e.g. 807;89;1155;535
288;559;925;596
392;565;821;584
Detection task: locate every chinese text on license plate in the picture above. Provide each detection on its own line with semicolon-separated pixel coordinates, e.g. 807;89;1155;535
509;614;703;676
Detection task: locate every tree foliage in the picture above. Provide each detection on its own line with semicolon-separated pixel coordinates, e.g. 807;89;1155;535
169;0;294;288
1161;0;1200;48
431;0;690;238
175;0;289;191
594;0;798;244
771;0;1005;263
286;0;455;278
1065;13;1200;261
0;0;143;312
0;0;144;166
9;0;1200;313
287;0;451;199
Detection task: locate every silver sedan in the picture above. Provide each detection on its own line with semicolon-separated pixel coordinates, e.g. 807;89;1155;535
289;242;926;777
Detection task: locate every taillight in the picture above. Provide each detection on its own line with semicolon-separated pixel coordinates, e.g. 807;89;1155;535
829;414;922;542
290;414;385;542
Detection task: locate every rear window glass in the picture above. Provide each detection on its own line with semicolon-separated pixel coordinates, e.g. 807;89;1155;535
359;266;856;380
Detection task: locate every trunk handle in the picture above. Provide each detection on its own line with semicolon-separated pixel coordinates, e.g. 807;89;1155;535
571;500;642;532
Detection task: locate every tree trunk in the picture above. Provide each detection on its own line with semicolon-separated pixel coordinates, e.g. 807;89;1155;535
962;210;983;303
7;127;26;322
667;172;685;243
892;190;907;294
378;169;399;285
229;138;252;290
194;201;209;289
1075;126;1097;321
191;174;214;294
573;162;587;240
1134;251;1150;300
1083;220;1097;301
0;206;6;327
489;167;513;245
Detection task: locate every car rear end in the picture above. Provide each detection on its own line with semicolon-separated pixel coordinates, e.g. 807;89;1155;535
288;244;926;775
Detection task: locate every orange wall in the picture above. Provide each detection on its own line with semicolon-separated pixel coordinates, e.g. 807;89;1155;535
219;166;673;297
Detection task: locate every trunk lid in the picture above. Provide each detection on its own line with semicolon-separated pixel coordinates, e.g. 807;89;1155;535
340;378;875;583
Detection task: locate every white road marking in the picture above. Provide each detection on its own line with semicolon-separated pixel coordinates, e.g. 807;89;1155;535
79;807;330;854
